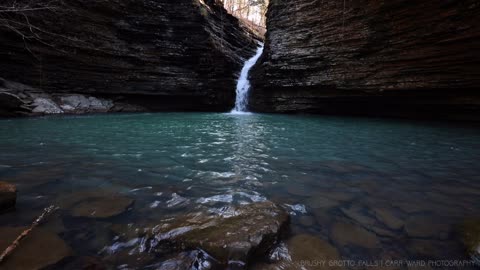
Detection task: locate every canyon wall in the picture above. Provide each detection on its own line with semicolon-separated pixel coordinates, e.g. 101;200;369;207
0;0;257;115
250;0;480;119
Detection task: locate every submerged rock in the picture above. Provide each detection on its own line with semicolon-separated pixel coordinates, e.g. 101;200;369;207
330;222;380;249
288;234;343;270
340;205;376;227
107;202;289;265
70;197;134;219
320;191;355;202
404;216;450;239
287;185;315;197
462;220;480;265
0;181;16;213
0;227;72;270
372;207;404;231
299;216;316;227
306;196;340;210
8;166;66;189
407;239;454;260
58;191;134;218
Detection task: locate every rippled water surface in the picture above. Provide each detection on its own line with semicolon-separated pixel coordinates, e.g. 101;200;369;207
1;113;480;269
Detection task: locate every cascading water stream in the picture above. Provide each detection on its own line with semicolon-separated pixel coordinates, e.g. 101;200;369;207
231;43;264;114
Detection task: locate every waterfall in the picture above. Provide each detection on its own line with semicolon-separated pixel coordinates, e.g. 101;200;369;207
231;44;264;114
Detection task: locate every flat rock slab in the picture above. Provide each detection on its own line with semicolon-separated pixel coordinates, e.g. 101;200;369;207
57;191;134;218
0;181;16;213
0;227;72;270
111;201;289;265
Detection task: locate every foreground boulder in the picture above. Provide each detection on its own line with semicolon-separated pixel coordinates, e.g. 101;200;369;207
107;202;289;266
0;227;72;270
0;181;16;213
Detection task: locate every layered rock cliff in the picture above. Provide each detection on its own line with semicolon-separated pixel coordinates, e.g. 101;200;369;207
0;0;258;115
250;0;480;119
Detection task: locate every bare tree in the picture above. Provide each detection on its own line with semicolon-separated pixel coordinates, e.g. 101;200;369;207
0;0;66;58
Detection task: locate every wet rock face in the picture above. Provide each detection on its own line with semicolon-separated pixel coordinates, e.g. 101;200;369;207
0;181;16;213
0;0;257;114
250;0;480;119
107;202;289;266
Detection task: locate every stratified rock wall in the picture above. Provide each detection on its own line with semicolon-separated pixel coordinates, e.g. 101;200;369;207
250;0;480;119
0;0;257;113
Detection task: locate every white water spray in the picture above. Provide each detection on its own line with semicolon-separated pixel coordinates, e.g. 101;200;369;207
231;44;264;113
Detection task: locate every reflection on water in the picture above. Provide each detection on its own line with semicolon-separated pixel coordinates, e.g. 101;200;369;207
1;113;480;269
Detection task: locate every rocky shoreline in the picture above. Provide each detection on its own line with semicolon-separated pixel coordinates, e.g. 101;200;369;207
0;78;146;117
